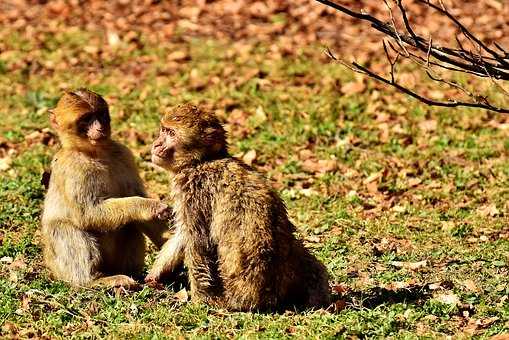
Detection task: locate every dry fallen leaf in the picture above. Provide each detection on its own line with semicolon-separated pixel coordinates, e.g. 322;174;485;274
331;283;349;295
21;294;30;311
486;0;503;10
390;260;427;270
107;31;120;47
25;128;56;146
298;149;314;161
305;234;321;243
331;299;346;312
407;178;422;187
242;149;257;166
465;317;500;335
249;106;267;128
167;50;188;61
174;288;189;302
189;68;207;90
477;204;500;217
227;109;250;127
391;205;406;213
463;279;480;293
286;326;298;335
435;293;460;305
0;256;13;264
366;181;378;194
341;81;366;95
301;159;337;174
9;257;26;270
385;281;414;290
363;172;381;184
418;120;437;132
1;322;18;335
0;156;12;171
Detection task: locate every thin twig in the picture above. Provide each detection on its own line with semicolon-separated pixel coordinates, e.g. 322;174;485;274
314;0;509;80
316;0;509;113
349;61;509;113
416;0;509;66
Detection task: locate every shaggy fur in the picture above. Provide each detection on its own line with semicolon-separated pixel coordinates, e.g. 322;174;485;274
147;105;330;311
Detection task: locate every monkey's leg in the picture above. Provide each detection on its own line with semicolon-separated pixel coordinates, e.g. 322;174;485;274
180;235;224;306
91;275;140;290
145;228;185;282
42;224;101;286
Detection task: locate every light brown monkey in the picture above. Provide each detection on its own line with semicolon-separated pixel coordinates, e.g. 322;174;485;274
146;104;330;311
41;88;171;288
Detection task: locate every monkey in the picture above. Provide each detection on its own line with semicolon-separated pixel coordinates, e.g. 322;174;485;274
41;88;172;288
145;104;330;311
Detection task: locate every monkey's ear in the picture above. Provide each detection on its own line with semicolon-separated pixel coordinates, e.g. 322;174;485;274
49;109;58;129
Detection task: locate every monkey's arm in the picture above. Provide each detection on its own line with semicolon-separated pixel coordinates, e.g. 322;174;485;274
146;227;185;281
151;204;218;290
73;196;166;232
59;167;167;232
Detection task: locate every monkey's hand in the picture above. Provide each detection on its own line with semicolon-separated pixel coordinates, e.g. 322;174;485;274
145;275;165;289
138;198;170;221
155;202;172;220
144;273;161;284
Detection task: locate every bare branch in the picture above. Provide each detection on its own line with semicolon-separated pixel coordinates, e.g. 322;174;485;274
316;0;509;113
351;61;509;113
314;0;509;80
416;0;509;66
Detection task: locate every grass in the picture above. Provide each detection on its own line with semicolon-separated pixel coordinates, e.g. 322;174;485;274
0;27;508;338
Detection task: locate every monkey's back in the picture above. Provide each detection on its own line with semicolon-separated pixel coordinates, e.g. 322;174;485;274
177;158;330;311
41;142;146;285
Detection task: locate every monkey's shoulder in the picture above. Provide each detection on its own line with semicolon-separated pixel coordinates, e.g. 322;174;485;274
198;158;278;199
224;158;272;188
181;158;265;186
51;150;105;174
49;149;125;192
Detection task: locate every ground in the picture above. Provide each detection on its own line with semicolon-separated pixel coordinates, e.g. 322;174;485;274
0;1;508;338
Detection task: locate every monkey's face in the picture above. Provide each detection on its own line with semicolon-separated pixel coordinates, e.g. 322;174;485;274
50;89;111;146
151;124;178;169
75;110;111;144
151;105;228;172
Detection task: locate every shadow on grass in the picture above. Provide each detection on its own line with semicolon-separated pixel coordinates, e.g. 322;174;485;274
339;284;433;309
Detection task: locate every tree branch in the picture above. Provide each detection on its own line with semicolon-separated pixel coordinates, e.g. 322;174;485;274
317;0;509;113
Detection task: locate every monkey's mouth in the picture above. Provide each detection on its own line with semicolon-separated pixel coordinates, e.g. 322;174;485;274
87;128;109;142
152;146;174;165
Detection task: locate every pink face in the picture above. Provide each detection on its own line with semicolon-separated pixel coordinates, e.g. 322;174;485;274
151;125;177;168
77;111;111;143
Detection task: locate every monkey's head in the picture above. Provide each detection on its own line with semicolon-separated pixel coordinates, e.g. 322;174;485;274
151;104;228;172
50;88;111;149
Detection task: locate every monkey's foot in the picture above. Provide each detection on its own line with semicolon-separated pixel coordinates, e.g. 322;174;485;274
144;272;161;284
92;275;140;290
144;275;165;289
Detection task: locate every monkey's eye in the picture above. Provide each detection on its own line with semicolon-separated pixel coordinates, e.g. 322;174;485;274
161;127;175;137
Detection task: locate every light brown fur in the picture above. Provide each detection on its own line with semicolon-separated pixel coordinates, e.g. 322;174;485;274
41;88;171;288
147;105;330;311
